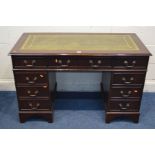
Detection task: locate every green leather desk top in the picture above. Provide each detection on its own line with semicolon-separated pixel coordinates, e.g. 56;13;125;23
21;34;139;51
10;33;151;56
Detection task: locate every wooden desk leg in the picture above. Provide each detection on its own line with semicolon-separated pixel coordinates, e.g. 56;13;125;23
19;112;53;123
19;113;27;123
105;114;113;123
105;112;140;123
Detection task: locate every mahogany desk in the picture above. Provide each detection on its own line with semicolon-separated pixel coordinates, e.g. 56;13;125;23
10;33;151;123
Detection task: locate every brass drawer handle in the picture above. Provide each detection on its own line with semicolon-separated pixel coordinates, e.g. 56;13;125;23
27;90;39;97
89;60;93;64
29;103;40;110
89;60;101;68
97;60;102;64
119;103;130;110
58;60;62;64
25;76;38;84
124;60;136;68
61;65;69;67
55;59;58;63
67;59;71;64
89;60;102;64
122;77;134;84
24;60;36;67
56;59;71;67
120;90;132;97
91;65;99;68
62;59;71;67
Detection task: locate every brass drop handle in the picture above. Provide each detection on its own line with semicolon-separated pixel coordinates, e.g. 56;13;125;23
56;59;71;67
119;103;130;110
89;60;93;64
40;74;44;78
29;103;40;110
89;60;102;68
55;59;58;63
67;59;71;64
120;90;132;97
27;90;39;97
122;77;134;84
61;59;71;67
124;60;136;68
25;76;38;84
58;60;62;64
97;60;102;64
24;60;36;67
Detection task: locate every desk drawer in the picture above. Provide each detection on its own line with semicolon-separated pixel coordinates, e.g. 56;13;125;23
14;71;48;85
108;100;140;111
78;57;111;68
17;86;49;98
111;72;146;86
113;56;148;69
19;99;51;111
50;56;78;67
50;56;111;68
12;56;48;68
110;87;142;99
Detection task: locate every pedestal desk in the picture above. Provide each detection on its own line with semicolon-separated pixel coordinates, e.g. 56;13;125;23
9;33;151;123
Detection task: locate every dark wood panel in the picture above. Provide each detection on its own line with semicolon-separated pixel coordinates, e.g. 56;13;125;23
16;86;50;98
19;111;53;123
113;56;149;69
14;71;48;85
18;99;52;111
108;100;140;111
49;56;112;69
105;112;140;123
111;72;146;86
110;87;143;99
12;56;48;68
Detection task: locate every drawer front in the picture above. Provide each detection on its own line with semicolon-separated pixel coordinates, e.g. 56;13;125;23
17;86;49;98
50;56;78;68
14;71;48;85
78;57;111;68
108;100;140;111
19;99;51;111
110;87;142;99
113;56;148;69
12;56;48;68
112;72;146;85
49;56;111;68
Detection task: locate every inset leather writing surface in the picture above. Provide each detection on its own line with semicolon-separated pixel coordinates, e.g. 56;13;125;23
10;33;151;56
20;34;139;51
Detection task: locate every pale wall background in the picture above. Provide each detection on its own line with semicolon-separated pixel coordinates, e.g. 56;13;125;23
0;26;155;92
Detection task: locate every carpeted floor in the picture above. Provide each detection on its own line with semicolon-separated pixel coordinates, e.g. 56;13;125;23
0;91;155;129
